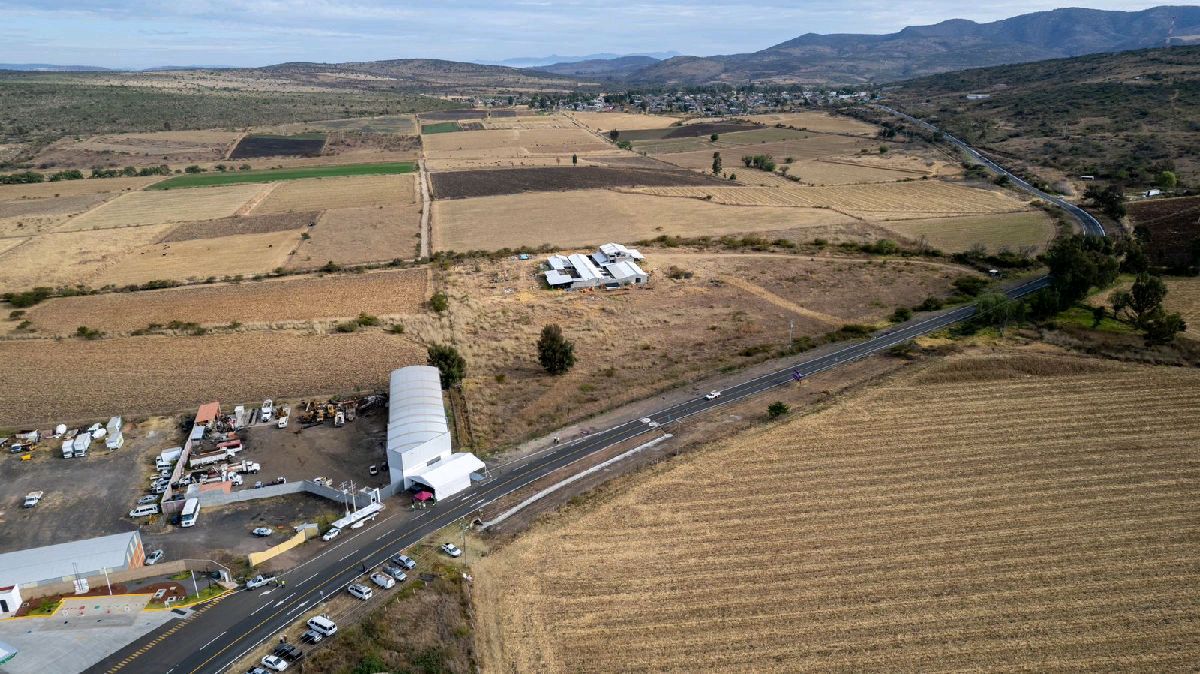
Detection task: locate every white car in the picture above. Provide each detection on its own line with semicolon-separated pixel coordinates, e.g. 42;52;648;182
130;504;160;518
369;572;395;589
145;549;165;565
245;575;275;590
22;491;44;508
705;390;722;400
391;554;416;570
382;565;407;582
440;542;462;558
252;527;274;537
347;583;373;601
137;494;159;506
260;399;275;424
321;527;341;542
261;654;288;671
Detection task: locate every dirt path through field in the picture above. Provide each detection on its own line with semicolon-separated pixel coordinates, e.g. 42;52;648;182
419;157;431;258
654;251;977;275
718;275;846;325
234;182;280;216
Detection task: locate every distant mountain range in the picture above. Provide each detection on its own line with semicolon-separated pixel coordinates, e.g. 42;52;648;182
0;63;111;72
486;51;680;68
623;5;1200;84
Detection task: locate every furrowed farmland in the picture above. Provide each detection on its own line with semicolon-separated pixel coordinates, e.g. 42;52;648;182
474;350;1200;672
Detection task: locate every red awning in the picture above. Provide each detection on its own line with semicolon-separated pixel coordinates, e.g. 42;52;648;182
413;491;434;502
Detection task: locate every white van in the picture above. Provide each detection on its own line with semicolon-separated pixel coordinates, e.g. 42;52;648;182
129;504;161;518
306;615;338;637
346;583;373;601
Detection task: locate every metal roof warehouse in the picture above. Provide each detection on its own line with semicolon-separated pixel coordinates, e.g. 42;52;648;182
0;531;145;590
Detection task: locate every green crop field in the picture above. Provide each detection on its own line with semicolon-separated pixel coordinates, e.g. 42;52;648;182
148;162;416;189
421;122;462;134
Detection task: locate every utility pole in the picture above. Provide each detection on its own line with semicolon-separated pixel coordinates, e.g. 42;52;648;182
190;569;199;599
102;567;112;595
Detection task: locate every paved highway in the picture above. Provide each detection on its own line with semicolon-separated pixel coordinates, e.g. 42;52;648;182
95;108;1101;674
874;104;1105;237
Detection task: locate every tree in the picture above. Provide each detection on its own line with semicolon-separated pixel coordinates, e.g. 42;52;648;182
1083;184;1126;220
710;133;719;142
767;401;790;419
1043;235;1120;308
608;130;620;141
711;151;722;176
974;292;1025;334
1142;309;1187;345
428;291;449;313
536;324;576;375
571;153;578;166
1118;273;1168;327
427;343;466;389
1157;170;1178;190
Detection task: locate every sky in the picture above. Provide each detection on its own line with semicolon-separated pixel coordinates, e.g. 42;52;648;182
0;0;1173;69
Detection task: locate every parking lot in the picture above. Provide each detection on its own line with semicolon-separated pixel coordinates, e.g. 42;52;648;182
241;405;390;490
0;416;184;554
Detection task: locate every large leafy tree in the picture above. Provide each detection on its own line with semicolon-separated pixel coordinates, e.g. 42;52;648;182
427;343;466;389
537;324;576;375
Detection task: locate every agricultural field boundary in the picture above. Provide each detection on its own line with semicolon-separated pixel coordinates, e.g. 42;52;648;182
149;162;416;189
719;275;848;326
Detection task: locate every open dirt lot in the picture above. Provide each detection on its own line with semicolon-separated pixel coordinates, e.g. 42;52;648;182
473;350;1200;672
265;115;416;135
23;268;428;335
287;204;422;267
0;330;425;425
427;252;965;448
422;128;613;164
243;411;390;490
0;224;171;290
157;211;318;243
747;112;881;136
570;112;683;132
252;174;412;213
0;417;183;553
880;211;1056;253
89;229;302;286
430;166;722;199
59;183;266;230
1126;195;1200;268
432;189;856;251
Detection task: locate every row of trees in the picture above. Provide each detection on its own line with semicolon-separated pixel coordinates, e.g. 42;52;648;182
0;164;173;184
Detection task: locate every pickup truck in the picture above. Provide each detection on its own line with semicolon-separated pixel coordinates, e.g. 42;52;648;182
188;447;241;469
245;574;275;590
224;460;261;474
22;491;44;508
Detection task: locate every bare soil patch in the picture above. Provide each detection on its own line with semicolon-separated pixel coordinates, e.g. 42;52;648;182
422;128;612;163
432;189;855;251
420;109;522;120
1127;195;1200;268
230;134;326;159
474;350;1200;672
252;174;412;213
0;193;111;236
157;211;318;243
571;111;683;132
430;166;723;199
24;268;427;335
33;130;241;168
60;183;266;230
89;229;302;286
618;122;759;142
0;331;425;425
654;134;869;167
747;112;880;136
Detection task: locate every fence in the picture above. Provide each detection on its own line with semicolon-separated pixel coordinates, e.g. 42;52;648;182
199;480;377;508
248;524;318;567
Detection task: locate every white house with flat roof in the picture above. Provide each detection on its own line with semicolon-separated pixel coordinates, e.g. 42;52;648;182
545;244;649;290
386;366;484;500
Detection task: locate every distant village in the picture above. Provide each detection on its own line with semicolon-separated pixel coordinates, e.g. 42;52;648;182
477;86;876;116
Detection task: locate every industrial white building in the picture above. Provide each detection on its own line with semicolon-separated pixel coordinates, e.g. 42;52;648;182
386;366;484;500
0;531;145;595
544;243;649;290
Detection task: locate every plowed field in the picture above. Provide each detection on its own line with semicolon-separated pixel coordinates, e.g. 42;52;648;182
287;204;421;267
90;230;301;286
252;174;411;213
430;166;722;199
60;183;266;230
474;352;1200;672
0;224;171;290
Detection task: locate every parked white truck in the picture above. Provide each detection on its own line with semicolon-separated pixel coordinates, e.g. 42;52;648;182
224;460;261;474
187;443;243;469
155;447;183;470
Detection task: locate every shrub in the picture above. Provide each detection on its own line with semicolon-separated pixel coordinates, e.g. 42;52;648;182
427;343;466;388
75;325;103;340
767;401;790;419
952;275;989;297
334;321;359;333
3;286;54;308
428;291;449;312
355;312;380;327
891;307;913;323
537;324;576;375
914;296;944;312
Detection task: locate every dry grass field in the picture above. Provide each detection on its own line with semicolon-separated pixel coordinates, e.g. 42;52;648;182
0;331;425;425
881;212;1056;253
0;236;28;257
252;174;411;213
474;350;1200;672
422;128;613;166
33;130;241;167
89;229;301;286
23;269;427;335
747;112;880;136
571;112;683;132
653;134;871;166
287;204;422;267
157;211;318;243
0;193;111;236
0;224;171;290
427;253;964;448
432;189;855;251
629;181;1029;217
0;176;162;200
60;183;266;230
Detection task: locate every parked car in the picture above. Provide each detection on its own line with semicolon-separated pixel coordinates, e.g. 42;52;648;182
260;654;288;671
252;527;274;537
260;399;275;424
705;390;722;400
368;464;379;476
305;615;337;636
391;554;416;570
346;583;373;601
145;549;165;565
273;643;304;662
300;629;324;644
369;572;395;589
321;527;340;542
382;565;408;582
245;575;275;590
22;491;44;508
130;504;160;518
137;494;159;505
246;668;269;674
440;542;462;558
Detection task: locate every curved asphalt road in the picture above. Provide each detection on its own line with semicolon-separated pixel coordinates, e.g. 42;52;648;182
93;108;1100;674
